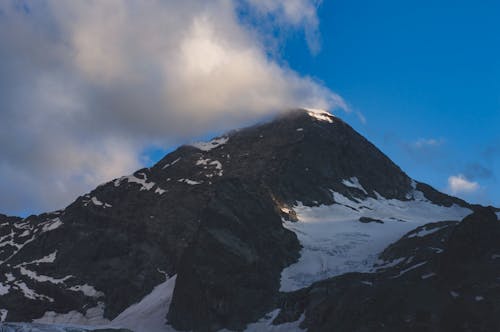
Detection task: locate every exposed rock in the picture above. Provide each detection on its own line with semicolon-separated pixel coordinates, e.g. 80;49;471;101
359;216;384;224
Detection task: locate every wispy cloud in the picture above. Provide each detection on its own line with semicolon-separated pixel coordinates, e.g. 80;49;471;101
464;163;494;180
0;0;342;215
244;0;322;54
356;111;367;125
411;138;444;149
448;174;480;195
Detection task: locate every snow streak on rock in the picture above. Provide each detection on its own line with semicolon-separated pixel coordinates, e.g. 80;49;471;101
190;137;229;151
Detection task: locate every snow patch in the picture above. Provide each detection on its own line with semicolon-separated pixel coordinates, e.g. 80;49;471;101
155;187;166;195
41;218;63;233
178;179;202;185
0;281;10;295
15;251;57;267
280;191;471;292
407;224;450;238
373;257;407;271
209;160;222;170
119;173;155;191
90;197;112;208
428;247;444;254
0;231;14;244
475;295;484;301
69;284;104;298
190;137;229;151
304;108;334;123
162;157;181;170
342;177;368;194
19;266;72;285
496;211;500;220
110;275;177;332
0;233;39;265
34;302;109;326
242;309;305;332
390;261;427;279
196;158;223;177
0;309;7;322
421;272;436;280
91;197;102;206
196;158;210;166
280;207;292;214
14;281;54;302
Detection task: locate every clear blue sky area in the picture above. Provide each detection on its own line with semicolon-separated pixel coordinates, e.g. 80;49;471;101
150;0;499;206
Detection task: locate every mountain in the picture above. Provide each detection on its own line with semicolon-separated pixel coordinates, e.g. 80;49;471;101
0;109;498;332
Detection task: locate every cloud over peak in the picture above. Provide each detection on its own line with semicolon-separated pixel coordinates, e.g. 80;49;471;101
0;0;342;215
412;138;444;149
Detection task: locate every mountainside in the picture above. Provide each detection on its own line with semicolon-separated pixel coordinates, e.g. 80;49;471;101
0;109;498;332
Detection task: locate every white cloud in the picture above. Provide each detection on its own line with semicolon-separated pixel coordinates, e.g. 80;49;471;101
245;0;322;53
412;138;444;149
0;0;342;214
356;111;367;125
448;174;480;195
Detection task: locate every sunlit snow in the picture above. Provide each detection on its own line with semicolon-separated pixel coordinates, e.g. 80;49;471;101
303;108;334;123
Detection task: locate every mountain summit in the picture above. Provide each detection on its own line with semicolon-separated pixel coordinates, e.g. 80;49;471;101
0;109;498;331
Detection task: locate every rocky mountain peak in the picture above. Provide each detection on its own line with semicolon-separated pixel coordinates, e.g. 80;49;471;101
0;108;492;332
152;108;413;205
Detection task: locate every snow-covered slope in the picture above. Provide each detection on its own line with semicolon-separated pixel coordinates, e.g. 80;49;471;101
280;186;471;291
109;275;177;332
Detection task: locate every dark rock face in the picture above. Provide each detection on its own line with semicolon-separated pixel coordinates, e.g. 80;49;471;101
202;109;415;205
0;109;484;331
276;208;500;332
168;179;300;331
359;216;384;224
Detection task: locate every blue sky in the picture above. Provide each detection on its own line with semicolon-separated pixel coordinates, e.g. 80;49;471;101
0;1;498;216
